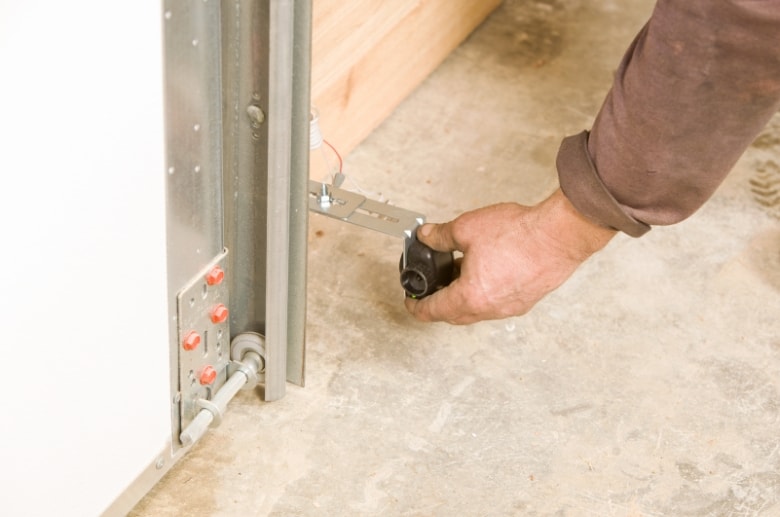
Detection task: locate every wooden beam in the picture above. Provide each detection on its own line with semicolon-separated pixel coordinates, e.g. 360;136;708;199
311;0;502;159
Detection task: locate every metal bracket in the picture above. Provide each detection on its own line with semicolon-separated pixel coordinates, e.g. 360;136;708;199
174;249;230;445
179;333;266;447
308;180;425;266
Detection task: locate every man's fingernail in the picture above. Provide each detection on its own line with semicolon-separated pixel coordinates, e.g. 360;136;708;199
420;224;433;237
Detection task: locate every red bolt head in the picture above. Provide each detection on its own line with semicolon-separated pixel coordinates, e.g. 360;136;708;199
210;303;229;324
182;330;201;351
199;365;217;385
205;265;225;286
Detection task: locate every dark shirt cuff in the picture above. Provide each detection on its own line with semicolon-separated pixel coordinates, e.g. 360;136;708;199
557;131;651;238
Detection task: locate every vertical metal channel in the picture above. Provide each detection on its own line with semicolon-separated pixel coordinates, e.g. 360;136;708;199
287;0;312;386
263;0;295;400
221;1;270;351
164;0;224;288
163;0;225;443
222;0;309;399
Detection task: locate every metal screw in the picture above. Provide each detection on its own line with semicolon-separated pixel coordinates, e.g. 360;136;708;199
155;456;165;470
317;183;332;208
199;365;217;385
246;104;265;126
182;330;201;351
210;303;229;324
205;265;225;286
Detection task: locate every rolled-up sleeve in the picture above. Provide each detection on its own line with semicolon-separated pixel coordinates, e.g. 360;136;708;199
557;0;780;236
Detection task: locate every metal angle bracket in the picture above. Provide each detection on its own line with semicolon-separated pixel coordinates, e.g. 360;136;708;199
173;248;231;446
308;180;425;266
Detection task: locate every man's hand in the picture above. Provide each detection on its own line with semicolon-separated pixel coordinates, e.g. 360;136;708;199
404;188;617;324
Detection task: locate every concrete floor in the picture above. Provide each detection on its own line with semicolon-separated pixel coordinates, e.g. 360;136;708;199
132;0;780;515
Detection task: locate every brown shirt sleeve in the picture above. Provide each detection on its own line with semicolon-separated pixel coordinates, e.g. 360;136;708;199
557;0;780;237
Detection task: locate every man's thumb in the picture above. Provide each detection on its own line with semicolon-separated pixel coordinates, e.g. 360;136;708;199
417;222;459;252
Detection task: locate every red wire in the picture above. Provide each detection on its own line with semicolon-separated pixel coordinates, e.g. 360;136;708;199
323;139;343;172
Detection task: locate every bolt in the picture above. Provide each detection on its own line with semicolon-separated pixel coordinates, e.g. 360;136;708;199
317;183;332;208
155;456;165;469
210;303;229;324
182;330;201;351
246;104;265;126
205;265;225;286
199;365;217;385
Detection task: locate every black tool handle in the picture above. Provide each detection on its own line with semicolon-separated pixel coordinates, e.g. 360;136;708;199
399;240;455;298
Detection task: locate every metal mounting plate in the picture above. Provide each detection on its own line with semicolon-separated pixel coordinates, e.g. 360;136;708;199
175;249;230;444
308;180;424;239
308;180;426;267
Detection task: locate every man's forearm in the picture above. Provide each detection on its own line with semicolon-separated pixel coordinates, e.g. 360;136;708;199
558;0;780;233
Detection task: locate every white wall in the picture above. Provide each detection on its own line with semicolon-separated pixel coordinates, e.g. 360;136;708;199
0;3;171;515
